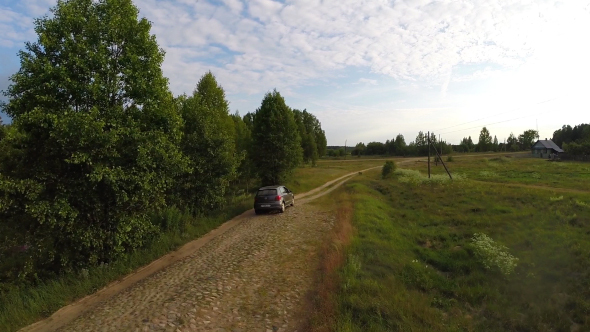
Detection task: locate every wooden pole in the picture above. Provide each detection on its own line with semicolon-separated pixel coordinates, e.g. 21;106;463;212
428;131;431;178
431;143;452;179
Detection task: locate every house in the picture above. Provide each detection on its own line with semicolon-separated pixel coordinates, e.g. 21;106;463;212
531;139;564;158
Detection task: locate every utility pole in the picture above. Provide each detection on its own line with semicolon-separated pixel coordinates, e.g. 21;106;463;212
431;142;452;179
428;131;431;178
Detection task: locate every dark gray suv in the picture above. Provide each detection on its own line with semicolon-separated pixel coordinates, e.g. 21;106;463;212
254;185;295;215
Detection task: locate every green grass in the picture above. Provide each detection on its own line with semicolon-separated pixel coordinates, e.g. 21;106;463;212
404;155;590;191
0;197;252;332
286;159;388;193
335;169;590;331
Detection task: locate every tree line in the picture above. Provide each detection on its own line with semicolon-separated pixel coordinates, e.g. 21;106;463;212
456;127;540;153
553;124;590;156
0;0;326;282
344;127;542;157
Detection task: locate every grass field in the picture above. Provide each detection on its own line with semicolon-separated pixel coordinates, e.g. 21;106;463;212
404;154;590;191
325;160;590;331
286;158;390;193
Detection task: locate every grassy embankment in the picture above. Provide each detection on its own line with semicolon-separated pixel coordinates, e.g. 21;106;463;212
0;159;385;332
312;157;590;331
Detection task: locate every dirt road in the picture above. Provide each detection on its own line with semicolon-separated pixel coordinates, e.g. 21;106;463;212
20;166;382;332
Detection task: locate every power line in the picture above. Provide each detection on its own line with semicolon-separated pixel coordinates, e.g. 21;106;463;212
434;97;561;133
439;108;553;135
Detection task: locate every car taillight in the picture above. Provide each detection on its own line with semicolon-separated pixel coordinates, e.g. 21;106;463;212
275;195;281;201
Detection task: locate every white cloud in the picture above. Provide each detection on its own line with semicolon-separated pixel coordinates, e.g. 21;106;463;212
2;0;589;143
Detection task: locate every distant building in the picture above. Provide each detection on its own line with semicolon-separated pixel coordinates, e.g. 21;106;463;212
532;139;564;158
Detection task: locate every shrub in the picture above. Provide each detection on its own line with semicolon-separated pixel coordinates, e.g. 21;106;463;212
446;155;454;162
382;161;396;179
471;233;518;276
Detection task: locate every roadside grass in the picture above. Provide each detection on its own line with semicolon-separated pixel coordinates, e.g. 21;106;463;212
287;159;387;193
333;170;590;331
404;155;590;191
0;197;252;332
303;182;355;332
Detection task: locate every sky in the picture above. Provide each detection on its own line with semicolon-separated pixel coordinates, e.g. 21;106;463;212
1;0;589;145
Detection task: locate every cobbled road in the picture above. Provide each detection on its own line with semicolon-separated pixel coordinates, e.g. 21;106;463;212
20;166;384;332
53;204;334;332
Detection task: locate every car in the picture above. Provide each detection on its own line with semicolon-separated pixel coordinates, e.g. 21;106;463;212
254;185;295;215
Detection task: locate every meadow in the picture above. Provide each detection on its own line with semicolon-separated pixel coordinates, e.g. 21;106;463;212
286;157;390;193
403;153;590;191
326;156;590;332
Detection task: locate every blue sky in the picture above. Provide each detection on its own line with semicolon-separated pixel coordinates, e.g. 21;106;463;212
1;0;589;145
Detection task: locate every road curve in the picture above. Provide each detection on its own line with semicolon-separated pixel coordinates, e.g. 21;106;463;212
19;165;384;332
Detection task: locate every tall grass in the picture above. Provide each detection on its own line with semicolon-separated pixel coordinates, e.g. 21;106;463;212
395;168;465;185
332;172;590;331
0;197;252;332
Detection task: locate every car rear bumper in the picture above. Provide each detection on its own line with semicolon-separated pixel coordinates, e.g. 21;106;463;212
254;202;282;210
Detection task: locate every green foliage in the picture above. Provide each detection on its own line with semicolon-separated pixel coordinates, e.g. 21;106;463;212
477;127;492;152
230;111;254;189
252;90;302;185
518;129;539;150
174;72;238;212
446;155;454;162
381;160;396;179
563;141;590;156
365;141;386;155
552;123;590;147
0;0;185;273
351;142;365;156
293;109;325;165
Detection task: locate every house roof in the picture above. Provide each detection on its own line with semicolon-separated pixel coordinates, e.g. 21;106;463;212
533;140;564;153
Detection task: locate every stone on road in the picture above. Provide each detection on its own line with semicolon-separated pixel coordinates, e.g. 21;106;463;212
57;204;335;332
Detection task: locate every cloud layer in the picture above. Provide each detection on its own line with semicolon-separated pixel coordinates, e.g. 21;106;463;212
1;0;589;143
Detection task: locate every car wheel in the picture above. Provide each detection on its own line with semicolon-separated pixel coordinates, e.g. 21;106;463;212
255;209;261;215
279;201;285;213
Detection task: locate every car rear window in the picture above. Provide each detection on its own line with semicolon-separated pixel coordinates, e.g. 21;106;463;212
257;189;277;196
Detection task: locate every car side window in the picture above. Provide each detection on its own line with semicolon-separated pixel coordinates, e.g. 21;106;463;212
284;187;290;193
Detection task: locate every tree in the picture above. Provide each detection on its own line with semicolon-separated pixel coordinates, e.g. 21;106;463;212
459;136;475;153
493;135;499;152
0;0;185;271
352;142;366;156
552;124;590;147
507;133;519;151
174;72;238;212
394;134;407;156
518;129;539;150
365;142;386;155
478;127;492;152
252;90;302;185
293;109;319;165
231;111;254;190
